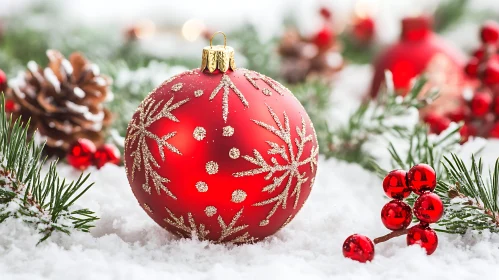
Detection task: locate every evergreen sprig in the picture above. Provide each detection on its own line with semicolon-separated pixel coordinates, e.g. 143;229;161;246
377;116;499;234
0;95;98;243
325;72;438;169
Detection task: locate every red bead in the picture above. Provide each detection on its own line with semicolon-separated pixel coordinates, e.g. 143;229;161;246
381;200;412;231
484;62;499;85
464;58;479;77
342;234;375;263
313;26;334;49
382;169;411;199
407;224;438;255
489;122;499;138
413;192;444;223
480;21;499;44
67;139;96;170
470;92;492;117
94;144;121;169
423;113;450;134
407;164;437;195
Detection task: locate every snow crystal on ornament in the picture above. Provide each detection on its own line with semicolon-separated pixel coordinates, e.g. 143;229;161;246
229;148;240;159
171;83;183;92
194;90;204;97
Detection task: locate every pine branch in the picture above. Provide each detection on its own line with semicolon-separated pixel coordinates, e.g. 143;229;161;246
0;94;98;244
325;72;438;169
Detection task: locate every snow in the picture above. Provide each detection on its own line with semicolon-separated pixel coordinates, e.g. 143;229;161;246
0;65;499;280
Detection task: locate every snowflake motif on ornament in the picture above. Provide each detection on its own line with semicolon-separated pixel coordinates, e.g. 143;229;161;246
124;38;318;243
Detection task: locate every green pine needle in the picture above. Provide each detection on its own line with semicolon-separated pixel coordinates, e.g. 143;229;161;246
0;94;98;244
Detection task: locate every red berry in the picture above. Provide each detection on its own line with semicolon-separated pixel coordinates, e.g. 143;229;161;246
407;164;437;195
407;224;438;255
446;106;468;123
480;21;499;44
381;200;412;231
464;58;479;77
459;123;476;143
0;69;6;92
413;192;444;223
489;122;499;138
342;234;375;263
483;62;499;85
353;17;375;44
5;99;18;113
93;144;121;169
67;139;97;170
473;48;485;60
423;113;451;134
382;169;411;199
313;26;334;49
319;7;332;20
470;92;492;117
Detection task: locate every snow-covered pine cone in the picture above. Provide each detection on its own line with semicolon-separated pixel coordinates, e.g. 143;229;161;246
8;50;113;158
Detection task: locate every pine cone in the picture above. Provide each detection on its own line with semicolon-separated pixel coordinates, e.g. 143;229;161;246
8;50;113;158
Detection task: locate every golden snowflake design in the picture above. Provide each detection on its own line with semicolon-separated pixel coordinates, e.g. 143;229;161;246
164;207;254;243
126;95;189;199
242;69;287;96
233;104;319;226
209;74;249;122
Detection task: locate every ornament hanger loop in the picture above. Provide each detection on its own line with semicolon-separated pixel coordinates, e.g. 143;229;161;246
210;31;227;48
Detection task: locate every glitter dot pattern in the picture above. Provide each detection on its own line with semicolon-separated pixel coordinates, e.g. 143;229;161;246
231;190;247;203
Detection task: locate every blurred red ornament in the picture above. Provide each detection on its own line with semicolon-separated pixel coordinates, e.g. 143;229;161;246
407;224;438;255
480;21;499;44
94;144;121;169
459;123;476;143
0;69;6;93
407;164;437;195
353;17;375;44
67;139;96;170
342;234;375;263
382;169;411;199
483;61;499;85
381;200;412;231
369;16;466;113
5;99;18;114
489;122;499;138
464;57;479;77
124;37;318;243
413;192;444;224
470;92;492;117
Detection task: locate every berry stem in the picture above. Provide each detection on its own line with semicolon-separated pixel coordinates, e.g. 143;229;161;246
373;228;409;244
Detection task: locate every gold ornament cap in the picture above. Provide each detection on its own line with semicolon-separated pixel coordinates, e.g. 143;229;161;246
201;31;236;73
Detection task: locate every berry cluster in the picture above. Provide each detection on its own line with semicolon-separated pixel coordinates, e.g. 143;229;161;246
67;139;120;170
342;164;444;263
425;21;499;140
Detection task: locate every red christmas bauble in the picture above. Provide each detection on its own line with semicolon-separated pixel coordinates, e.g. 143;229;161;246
94;144;121;169
342;234;375;263
382;169;411;199
413;192;444;224
124;42;318;243
369;16;466;112
67;139;96;170
381;200;412;231
407;224;438;255
407;164;437;195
